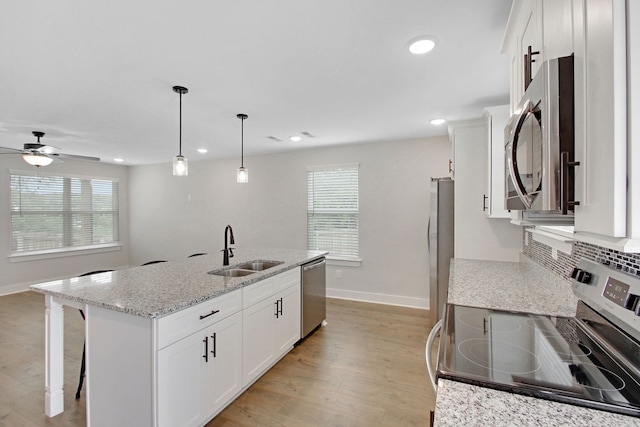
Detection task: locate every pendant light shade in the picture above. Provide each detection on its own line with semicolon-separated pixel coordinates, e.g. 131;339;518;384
172;85;189;176
237;113;248;183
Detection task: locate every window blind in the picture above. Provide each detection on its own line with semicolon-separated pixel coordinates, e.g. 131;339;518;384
10;171;119;253
307;164;359;258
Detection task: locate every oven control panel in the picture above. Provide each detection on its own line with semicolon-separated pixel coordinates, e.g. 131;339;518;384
572;259;640;342
603;277;632;307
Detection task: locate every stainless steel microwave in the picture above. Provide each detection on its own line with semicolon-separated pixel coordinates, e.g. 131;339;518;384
504;55;577;214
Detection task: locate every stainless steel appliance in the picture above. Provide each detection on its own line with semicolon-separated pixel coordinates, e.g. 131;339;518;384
428;177;454;325
300;257;326;339
432;259;640;418
505;54;578;215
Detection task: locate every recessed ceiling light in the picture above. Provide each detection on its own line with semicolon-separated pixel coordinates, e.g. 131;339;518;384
290;136;302;142
113;158;124;163
197;148;208;154
407;36;436;55
430;118;446;125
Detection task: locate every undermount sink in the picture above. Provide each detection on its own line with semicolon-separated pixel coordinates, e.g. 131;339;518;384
209;268;256;277
207;260;284;277
234;260;284;271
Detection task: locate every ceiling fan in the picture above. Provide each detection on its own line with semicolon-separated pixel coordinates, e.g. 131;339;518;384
0;131;100;167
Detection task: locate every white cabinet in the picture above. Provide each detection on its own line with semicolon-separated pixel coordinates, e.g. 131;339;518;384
449;118;522;262
503;0;573;112
204;313;243;415
242;287;276;385
157;312;242;427
156;290;243;427
572;0;628;239
482;105;511;218
242;268;301;386
274;282;302;356
157;330;208;427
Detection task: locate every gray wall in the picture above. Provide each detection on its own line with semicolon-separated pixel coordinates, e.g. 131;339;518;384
129;137;452;307
0;155;130;295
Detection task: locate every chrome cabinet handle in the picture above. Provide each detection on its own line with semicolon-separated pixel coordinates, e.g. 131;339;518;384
482;194;488;212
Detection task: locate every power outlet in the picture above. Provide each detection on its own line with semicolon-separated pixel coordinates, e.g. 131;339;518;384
336;270;342;279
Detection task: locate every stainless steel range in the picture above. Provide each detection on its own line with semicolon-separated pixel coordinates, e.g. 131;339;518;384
434;259;640;418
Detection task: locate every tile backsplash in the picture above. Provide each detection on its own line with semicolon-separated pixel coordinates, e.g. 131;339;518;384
522;229;640;280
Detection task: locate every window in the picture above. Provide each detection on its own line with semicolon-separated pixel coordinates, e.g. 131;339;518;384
10;171;119;254
307;164;359;259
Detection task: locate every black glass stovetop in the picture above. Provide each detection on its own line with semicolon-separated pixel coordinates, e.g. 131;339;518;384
437;302;640;418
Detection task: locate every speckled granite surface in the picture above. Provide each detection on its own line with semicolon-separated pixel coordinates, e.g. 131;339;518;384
30;248;326;318
447;257;578;317
436;258;640;426
434;379;640;427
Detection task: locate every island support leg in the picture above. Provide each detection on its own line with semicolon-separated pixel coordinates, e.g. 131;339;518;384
45;294;64;417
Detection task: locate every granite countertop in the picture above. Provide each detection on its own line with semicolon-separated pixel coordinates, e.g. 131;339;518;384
30;248;326;319
447;257;578;317
434;257;640;427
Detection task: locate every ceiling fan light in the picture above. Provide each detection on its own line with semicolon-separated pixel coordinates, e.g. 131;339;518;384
237;166;248;183
23;153;54;167
173;155;188;176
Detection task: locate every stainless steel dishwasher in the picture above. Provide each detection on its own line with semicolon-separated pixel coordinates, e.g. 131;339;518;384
300;257;326;339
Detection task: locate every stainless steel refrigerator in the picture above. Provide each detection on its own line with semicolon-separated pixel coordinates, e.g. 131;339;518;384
428;177;454;325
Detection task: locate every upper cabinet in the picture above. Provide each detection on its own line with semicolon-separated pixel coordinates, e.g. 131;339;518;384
503;0;640;252
503;0;574;113
483;105;511;218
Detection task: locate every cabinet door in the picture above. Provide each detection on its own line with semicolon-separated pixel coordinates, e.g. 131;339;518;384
573;0;627;238
483;105;511;218
542;0;573;60
157;331;207;427
274;283;301;358
242;296;276;386
520;1;543;88
206;312;243;415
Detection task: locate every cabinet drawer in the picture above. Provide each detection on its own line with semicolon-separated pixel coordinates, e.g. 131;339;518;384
242;277;274;308
157;289;242;350
272;267;300;292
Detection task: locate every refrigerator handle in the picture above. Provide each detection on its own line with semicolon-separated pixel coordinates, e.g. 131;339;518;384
427;218;431;252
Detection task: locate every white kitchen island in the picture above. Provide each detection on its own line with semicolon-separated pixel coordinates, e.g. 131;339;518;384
30;248;326;427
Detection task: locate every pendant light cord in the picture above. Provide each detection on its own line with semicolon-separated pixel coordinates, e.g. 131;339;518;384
240;116;244;167
178;92;182;157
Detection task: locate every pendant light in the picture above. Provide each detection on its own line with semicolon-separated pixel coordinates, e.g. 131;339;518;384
236;113;248;183
172;85;189;176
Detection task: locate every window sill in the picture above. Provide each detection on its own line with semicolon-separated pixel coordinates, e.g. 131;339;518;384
326;256;362;267
8;243;122;263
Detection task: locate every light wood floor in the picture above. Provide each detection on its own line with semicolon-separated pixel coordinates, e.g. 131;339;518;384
0;292;435;427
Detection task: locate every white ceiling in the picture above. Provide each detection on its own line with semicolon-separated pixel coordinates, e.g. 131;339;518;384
0;0;513;166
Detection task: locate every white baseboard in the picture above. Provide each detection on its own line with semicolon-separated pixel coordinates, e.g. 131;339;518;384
327;287;428;309
0;282;32;296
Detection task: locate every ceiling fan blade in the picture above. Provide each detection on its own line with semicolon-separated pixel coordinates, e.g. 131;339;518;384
0;146;23;153
51;153;101;162
39;145;60;154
